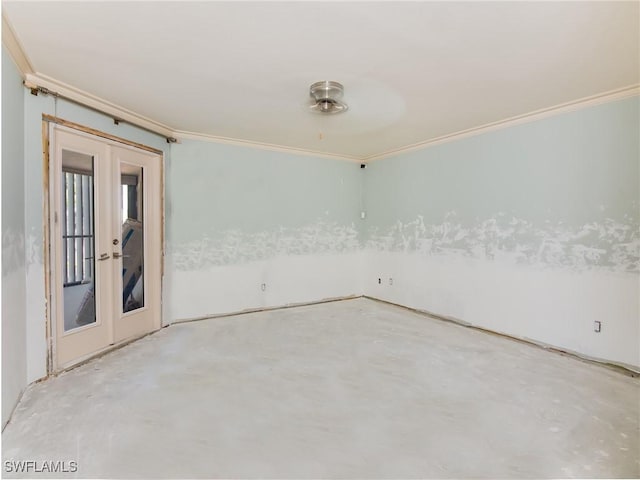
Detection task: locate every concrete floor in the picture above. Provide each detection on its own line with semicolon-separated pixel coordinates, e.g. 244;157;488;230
2;298;639;478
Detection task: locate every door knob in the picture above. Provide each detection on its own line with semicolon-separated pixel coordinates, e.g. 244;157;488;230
98;253;110;261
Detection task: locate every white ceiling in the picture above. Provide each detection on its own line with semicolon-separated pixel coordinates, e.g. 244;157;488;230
3;1;639;159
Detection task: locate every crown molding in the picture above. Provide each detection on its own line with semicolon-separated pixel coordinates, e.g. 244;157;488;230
176;84;640;162
2;13;34;76
25;73;176;139
15;72;640;162
21;74;360;161
174;130;361;163
365;85;640;162
11;59;639;162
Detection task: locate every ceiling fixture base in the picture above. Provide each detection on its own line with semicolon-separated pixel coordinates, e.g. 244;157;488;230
309;81;348;114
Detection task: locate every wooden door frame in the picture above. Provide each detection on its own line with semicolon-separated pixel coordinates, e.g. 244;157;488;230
42;116;165;374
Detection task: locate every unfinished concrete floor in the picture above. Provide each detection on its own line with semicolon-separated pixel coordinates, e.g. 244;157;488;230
3;298;639;478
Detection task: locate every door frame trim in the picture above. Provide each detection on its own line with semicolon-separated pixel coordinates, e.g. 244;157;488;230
43;115;164;155
42;116;165;374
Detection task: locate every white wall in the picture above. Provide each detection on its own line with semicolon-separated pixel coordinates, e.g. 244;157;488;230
363;97;640;370
165;141;364;321
2;46;27;427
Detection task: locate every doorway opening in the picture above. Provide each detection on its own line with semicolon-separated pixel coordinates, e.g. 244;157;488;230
46;120;163;371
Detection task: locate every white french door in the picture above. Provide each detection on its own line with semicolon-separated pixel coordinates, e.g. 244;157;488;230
50;126;161;370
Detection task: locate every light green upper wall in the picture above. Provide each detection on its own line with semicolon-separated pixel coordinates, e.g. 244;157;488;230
364;97;640;272
366;98;639;226
2;45;27;427
170;141;362;241
2;46;26;275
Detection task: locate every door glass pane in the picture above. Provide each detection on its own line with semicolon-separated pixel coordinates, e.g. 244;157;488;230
62;150;96;331
121;163;144;313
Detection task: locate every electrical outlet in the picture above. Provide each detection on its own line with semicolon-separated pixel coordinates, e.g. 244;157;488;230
261;283;266;292
378;278;381;284
594;321;601;333
389;278;393;285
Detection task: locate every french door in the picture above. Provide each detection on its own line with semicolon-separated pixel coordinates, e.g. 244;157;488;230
50;126;161;369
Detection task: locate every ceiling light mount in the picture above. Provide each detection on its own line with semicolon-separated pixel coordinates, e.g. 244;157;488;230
309;81;348;114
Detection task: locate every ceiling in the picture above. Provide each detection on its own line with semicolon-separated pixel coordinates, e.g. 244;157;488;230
3;1;639;160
